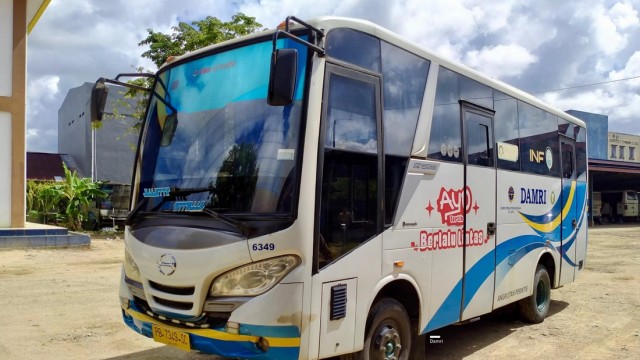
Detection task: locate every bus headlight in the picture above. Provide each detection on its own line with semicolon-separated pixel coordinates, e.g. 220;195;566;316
209;255;300;297
124;250;143;284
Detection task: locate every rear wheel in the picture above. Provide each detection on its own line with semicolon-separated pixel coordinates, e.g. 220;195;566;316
344;298;412;360
519;264;551;323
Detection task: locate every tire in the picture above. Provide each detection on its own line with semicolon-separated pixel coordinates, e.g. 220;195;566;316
518;264;551;323
344;298;413;360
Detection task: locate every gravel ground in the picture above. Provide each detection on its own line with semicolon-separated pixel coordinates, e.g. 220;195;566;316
0;226;638;359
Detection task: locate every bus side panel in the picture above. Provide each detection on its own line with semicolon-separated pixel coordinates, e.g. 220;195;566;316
575;183;588;271
381;239;432;332
394;161;464;332
494;172;562;308
558;181;588;286
460;165;497;321
309;236;383;358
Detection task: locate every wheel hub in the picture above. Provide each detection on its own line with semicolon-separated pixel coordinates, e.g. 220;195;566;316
374;325;402;360
536;279;547;311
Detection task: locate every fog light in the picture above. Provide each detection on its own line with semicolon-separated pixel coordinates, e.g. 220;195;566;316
226;321;240;334
120;297;130;309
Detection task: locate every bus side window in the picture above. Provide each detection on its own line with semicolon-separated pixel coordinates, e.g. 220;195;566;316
428;67;462;162
562;149;574;179
319;70;380;268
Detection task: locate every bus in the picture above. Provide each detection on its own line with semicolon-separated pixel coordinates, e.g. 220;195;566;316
600;190;638;222
592;191;601;223
91;16;588;359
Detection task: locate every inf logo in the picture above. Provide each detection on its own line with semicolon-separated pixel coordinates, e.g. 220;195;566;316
508;186;515;202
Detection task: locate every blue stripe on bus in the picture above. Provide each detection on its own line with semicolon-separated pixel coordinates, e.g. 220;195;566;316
424;280;462;332
424;183;587;333
239;323;301;338
122;307;300;360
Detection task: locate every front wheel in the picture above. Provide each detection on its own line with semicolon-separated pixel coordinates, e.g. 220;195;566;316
348;298;412;360
518;264;551;323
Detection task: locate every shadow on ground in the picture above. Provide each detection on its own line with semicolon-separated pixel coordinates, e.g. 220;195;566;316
106;301;570;360
423;300;569;359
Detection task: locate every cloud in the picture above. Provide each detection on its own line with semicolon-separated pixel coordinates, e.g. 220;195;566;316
25;0;640;153
26;0;236;153
28;75;59;103
464;44;538;78
610;1;640;29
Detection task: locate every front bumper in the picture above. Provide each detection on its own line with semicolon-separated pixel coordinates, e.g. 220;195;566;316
121;301;300;360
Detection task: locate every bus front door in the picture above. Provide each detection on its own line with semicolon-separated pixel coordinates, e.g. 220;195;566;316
460;101;497;321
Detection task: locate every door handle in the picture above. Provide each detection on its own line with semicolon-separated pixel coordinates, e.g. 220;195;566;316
487;222;496;236
572;219;577;229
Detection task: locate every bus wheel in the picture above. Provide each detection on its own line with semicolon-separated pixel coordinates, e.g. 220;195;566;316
361;298;412;360
519;265;551;323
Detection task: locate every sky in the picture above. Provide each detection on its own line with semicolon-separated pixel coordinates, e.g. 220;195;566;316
26;0;640;153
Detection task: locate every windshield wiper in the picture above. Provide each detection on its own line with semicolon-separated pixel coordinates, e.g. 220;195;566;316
125;186;250;236
200;208;251;237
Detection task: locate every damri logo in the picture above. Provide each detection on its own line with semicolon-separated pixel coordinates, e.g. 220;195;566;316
520;188;547;204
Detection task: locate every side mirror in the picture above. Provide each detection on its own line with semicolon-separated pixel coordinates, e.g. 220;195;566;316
90;78;109;122
160;114;178;147
267;48;298;106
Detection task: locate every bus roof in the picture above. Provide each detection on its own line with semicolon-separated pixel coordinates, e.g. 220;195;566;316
160;16;585;129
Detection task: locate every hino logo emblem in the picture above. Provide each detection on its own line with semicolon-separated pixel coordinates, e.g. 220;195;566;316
158;254;177;276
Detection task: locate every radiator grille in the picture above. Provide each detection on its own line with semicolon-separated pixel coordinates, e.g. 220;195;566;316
152;296;193;311
148;280;195;295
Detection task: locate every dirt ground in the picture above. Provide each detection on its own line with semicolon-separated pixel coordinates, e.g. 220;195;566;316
0;226;638;360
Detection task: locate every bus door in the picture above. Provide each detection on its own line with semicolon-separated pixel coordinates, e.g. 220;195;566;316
460;101;497;321
313;63;383;358
559;138;577;283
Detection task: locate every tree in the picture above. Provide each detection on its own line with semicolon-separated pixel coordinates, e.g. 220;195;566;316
214;144;259;211
49;164;107;231
139;13;263;68
105;13;264;134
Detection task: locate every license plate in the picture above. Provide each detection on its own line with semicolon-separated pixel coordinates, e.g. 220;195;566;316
152;324;191;351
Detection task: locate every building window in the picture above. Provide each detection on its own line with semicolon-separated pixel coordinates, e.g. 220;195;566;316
630;147;635;160
611;144;617;159
620;146;625;160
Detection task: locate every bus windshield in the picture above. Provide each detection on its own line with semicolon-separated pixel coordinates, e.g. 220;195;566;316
136;37;308;217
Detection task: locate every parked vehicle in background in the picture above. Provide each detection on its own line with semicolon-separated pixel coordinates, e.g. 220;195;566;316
600;190;638;222
87;183;131;230
592;191;602;224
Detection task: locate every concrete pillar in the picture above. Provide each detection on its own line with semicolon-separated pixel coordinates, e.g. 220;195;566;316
0;0;27;227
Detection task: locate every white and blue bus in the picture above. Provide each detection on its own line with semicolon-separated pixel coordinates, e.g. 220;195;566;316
92;16;588;360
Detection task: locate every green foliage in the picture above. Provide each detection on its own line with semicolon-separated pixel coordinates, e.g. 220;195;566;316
139;13;263;68
54;164;107;231
25;166;106;231
214;143;259;210
102;13;263;141
102;66;151;150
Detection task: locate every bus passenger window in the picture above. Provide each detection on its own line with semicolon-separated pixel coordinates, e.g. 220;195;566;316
319;69;380;268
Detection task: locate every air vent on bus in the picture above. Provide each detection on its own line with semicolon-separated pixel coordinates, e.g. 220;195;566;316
149;280;195;295
153;297;193;311
330;284;348;320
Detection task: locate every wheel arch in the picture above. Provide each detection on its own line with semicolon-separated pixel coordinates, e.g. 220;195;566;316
537;249;557;288
368;275;422;325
